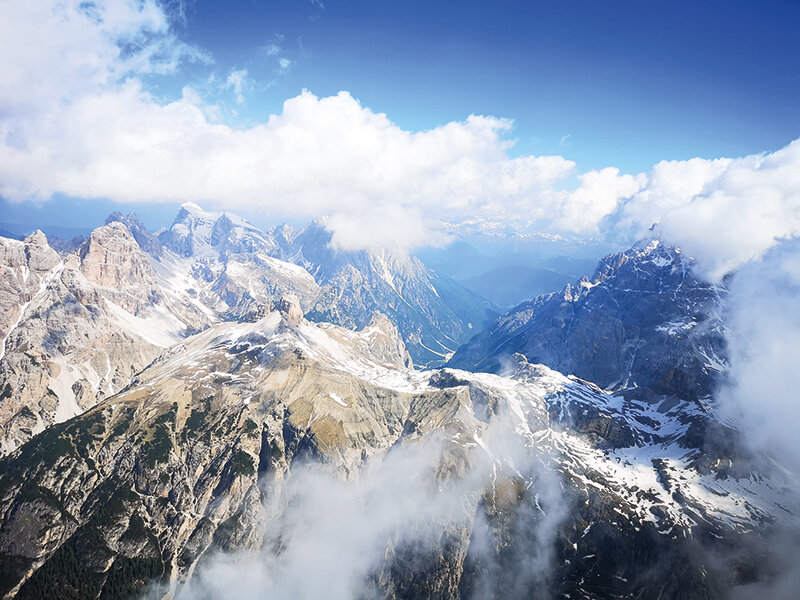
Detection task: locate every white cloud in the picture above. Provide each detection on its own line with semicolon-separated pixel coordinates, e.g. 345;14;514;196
619;141;800;279
718;239;800;470
226;69;250;104
0;0;206;116
556;167;645;234
0;1;646;253
3;1;799;261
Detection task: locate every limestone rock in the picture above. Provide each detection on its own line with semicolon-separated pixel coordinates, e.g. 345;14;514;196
278;294;303;326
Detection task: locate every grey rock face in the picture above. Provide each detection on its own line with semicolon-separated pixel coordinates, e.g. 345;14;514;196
449;237;727;400
0;225;210;454
282;220;496;367
277;294;303;326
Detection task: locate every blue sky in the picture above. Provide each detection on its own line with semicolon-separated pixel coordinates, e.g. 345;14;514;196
0;0;798;253
171;0;800;172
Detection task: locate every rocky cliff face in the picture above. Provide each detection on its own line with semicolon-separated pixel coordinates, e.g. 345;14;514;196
0;232;62;361
0;306;788;599
449;237;728;400
0;225;209;454
282;220;496;367
79;222;162;314
149;205;495;367
151;203;323;320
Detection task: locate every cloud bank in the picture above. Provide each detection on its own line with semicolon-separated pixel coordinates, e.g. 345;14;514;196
717;239;800;470
621;141;800;279
0;0;642;252
3;2;799;259
174;418;565;599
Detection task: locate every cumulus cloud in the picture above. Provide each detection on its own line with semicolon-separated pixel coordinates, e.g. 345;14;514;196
556;167;645;233
619;141;800;279
717;239;800;469
0;0;646;253
0;1;207;114
2;1;799;258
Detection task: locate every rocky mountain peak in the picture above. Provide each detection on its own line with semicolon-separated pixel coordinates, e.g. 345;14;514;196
15;231;60;272
278;294;304;326
160;203;278;259
22;230;48;248
449;236;726;399
78;222;159;312
105;211;162;256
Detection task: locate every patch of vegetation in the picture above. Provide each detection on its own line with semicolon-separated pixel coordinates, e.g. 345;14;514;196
0;554;34;597
118;514;148;546
271;441;283;461
141;424;172;468
18;485;65;513
98;555;165;600
181;396;213;442
231;450;255;477
16;526;112;600
92;480;139;529
110;407;137;439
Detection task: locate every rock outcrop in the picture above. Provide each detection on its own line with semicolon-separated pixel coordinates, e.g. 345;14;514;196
79;222;161;313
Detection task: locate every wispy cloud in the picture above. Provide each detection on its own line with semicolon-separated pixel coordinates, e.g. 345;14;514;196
263;43;282;57
226;69;250;104
259;34;295;78
278;57;293;73
261;33;285;57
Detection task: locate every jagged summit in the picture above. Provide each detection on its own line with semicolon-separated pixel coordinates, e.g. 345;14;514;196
151;203;495;367
449;236;726;400
175;201;258;231
278;293;303;326
105;211;162;256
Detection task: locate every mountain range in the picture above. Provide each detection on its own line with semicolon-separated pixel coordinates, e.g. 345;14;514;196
0;206;795;599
